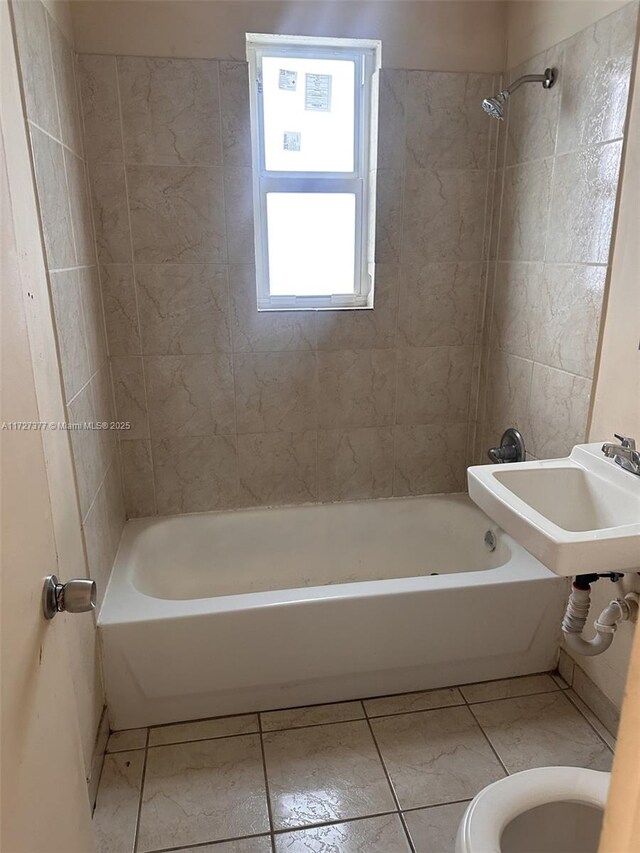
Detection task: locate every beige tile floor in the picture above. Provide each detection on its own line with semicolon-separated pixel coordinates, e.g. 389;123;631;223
93;671;614;853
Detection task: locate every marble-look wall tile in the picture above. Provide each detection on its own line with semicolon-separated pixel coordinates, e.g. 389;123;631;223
374;169;403;264
498;159;553;261
145;354;235;438
118;57;222;166
79;266;108;374
377;70;407;171
137;264;231;354
220;61;252;167
491;262;543;360
89;162;132;264
316;264;398;350
505;47;562;167
318;349;396;429
153;435;238;514
234;352;318;434
49;270;90;403
93;363;119;468
486;170;503;262
406;72;492;170
546;141;623;264
120;439;156;517
484;351;533;441
75;52;499;514
12;0;59;137
65;151;96;266
103;454;126;552
572;665;620;737
556;2;638;154
230;265;317;353
394;422;468;495
536;264;606;378
478;3;634;473
68;381;103;518
318;427;394;501
396;346;474;425
111;356;149;440
101;264;141;355
403;169;487;263
29;126;75;269
83;479;113;605
127;165;226;263
526;364;591;459
47;17;83;155
238;431;317;506
398;262;480;347
224;167;255;263
77;54;123;164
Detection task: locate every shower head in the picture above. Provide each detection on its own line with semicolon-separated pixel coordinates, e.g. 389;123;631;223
482;94;506;120
482;67;557;120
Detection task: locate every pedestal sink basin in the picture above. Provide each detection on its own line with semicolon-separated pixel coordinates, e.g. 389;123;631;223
467;443;640;576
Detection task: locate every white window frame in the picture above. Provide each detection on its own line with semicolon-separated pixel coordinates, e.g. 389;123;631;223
246;33;381;311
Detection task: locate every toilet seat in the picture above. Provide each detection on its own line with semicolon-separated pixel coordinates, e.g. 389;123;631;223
456;766;610;853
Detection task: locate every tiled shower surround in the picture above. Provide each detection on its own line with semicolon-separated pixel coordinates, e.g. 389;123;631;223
77;56;498;516
12;1;125;585
474;2;638;463
75;1;637;517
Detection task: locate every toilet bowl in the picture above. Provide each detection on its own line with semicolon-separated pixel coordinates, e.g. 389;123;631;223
456;766;610;853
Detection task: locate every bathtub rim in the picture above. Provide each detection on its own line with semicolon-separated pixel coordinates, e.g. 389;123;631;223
99;492;558;626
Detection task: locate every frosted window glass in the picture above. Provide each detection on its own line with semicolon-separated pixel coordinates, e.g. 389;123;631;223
262;56;355;172
266;193;356;295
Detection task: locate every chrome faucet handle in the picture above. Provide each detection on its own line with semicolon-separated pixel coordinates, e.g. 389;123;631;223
613;434;636;450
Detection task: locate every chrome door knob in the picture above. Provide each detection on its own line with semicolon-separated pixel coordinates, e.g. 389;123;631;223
43;575;96;620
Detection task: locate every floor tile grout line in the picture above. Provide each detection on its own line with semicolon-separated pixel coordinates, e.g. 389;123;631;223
146;729;261;749
257;712;277;852
144;830;273;853
117;684;566;752
362;708;417;853
397;810;419;853
132;727;151;853
270;808;400;837
461;686;561;706
465;700;510;779
400;797;472;816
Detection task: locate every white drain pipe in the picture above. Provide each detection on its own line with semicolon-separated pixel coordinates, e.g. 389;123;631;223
561;584;638;657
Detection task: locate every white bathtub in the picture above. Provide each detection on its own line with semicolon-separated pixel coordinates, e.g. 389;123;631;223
99;494;567;729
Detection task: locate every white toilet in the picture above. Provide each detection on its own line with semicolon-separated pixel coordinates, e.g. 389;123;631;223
456;766;610;853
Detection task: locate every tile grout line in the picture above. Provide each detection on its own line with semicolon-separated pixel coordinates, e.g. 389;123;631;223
145;830;273;853
464;696;511;779
257;713;277;853
362;702;417;853
132;727;151;853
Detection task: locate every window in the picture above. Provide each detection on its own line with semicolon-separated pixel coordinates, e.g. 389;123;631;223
247;34;381;310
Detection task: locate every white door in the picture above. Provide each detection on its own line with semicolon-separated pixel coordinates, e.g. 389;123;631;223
0;4;95;850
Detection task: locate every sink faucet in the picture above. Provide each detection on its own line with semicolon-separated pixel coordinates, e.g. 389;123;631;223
602;434;640;476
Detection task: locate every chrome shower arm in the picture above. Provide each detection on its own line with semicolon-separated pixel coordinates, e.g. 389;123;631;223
504;68;557;96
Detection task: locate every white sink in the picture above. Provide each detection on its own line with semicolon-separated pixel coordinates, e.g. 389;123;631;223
467;443;640;576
